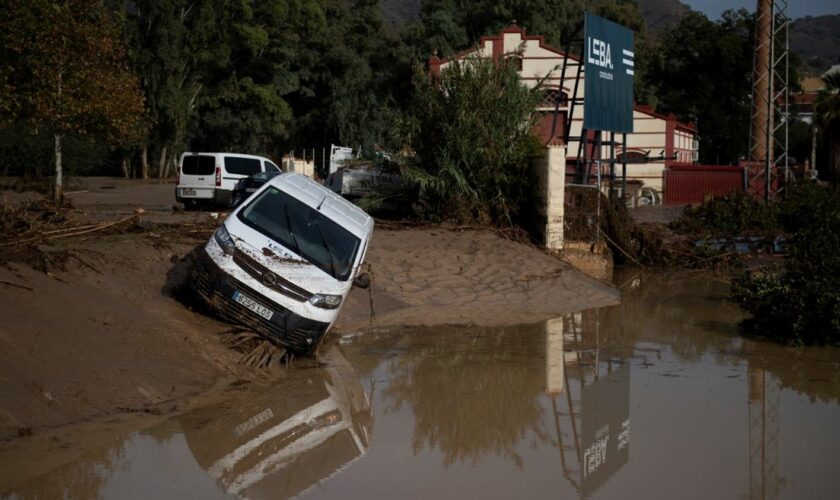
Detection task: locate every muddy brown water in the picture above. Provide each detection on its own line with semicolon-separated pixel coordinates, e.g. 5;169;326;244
4;271;840;499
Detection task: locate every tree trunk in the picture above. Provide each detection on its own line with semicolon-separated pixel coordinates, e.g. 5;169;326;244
157;145;168;179
54;133;63;204
121;154;130;178
811;126;818;179
141;142;149;179
831;129;840;183
170;151;178;179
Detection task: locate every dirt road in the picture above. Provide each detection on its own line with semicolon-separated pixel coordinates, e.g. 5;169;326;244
0;178;618;449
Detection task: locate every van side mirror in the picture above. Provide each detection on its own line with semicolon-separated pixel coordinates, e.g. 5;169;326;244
353;272;371;289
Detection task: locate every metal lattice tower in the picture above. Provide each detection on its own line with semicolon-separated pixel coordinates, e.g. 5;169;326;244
748;0;790;202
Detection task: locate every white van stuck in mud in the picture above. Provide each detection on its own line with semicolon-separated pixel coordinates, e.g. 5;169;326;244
192;173;373;355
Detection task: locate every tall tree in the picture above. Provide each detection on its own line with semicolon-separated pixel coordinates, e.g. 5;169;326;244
121;0;202;178
417;0;469;57
404;55;543;224
283;0;414;151
647;9;754;164
188;0;313;153
0;0;145;200
815;71;840;181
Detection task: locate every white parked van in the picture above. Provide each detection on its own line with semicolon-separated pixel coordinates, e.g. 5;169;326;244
176;152;282;207
192;173;374;355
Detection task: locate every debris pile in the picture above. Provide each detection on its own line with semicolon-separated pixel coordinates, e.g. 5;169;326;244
563;188;785;269
220;329;291;370
0;198;141;271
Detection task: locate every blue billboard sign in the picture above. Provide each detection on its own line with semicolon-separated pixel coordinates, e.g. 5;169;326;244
583;13;635;133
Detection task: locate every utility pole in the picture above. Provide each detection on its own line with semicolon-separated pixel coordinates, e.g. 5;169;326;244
748;365;780;500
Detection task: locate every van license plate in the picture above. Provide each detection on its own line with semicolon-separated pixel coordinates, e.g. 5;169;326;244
181;188;196;196
232;291;274;320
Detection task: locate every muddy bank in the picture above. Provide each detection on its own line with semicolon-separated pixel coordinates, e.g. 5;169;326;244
1;189;618;445
338;228;619;331
0;235;245;441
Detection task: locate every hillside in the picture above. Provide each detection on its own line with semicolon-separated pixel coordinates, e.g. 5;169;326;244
380;0;689;33
791;15;840;74
380;0;420;24
637;0;690;33
376;0;692;32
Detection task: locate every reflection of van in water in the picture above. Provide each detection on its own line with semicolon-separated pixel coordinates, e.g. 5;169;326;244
180;346;371;498
192;172;374;354
176;152;282;208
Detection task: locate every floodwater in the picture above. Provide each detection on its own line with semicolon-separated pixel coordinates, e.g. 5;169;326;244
4;271;840;499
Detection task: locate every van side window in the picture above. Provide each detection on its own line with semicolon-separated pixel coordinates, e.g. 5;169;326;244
182;155;215;175
265;161;281;173
225;157;261;175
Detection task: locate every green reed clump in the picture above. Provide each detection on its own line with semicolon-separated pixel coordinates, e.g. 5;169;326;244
732;182;840;345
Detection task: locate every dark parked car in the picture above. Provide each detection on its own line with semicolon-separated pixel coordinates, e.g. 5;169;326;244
229;170;281;208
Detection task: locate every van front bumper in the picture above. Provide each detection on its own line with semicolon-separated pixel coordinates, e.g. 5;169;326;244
191;250;329;355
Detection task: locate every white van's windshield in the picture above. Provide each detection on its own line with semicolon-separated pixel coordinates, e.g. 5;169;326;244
237;187;361;281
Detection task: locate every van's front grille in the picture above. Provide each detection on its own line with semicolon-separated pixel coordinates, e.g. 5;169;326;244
191;253;328;355
233;248;313;302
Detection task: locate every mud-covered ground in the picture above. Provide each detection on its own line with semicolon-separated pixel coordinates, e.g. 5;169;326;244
0;177;618;478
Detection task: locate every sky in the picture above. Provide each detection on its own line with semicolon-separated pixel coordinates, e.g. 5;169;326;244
683;0;839;20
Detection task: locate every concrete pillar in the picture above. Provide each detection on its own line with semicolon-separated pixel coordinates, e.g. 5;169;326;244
533;143;567;251
545;317;565;395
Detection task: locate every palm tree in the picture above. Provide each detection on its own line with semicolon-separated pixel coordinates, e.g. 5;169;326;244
814;71;840;182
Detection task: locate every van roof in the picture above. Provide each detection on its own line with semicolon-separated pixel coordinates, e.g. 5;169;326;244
268;173;374;240
180;152;271;161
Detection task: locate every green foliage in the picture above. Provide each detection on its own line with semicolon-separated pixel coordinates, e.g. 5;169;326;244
308;0;410;148
670;192;779;237
0;125;112;178
120;0;204;161
1;0;146;198
647;9;754;164
188;0;304;152
5;0;810;187
815;71;840;181
732;183;840;345
0;0;146;144
403;55;542;225
417;0;645;56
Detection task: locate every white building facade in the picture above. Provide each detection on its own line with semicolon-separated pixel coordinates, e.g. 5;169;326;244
430;26;697;195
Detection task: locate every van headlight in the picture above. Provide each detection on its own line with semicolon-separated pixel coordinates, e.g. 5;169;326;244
213;225;236;255
309;293;342;309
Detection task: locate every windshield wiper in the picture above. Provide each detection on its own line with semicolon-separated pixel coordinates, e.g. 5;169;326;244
313;221;338;278
284;206;302;257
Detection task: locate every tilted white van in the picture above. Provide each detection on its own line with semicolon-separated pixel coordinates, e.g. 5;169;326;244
176;152;282;207
192;173;373;355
